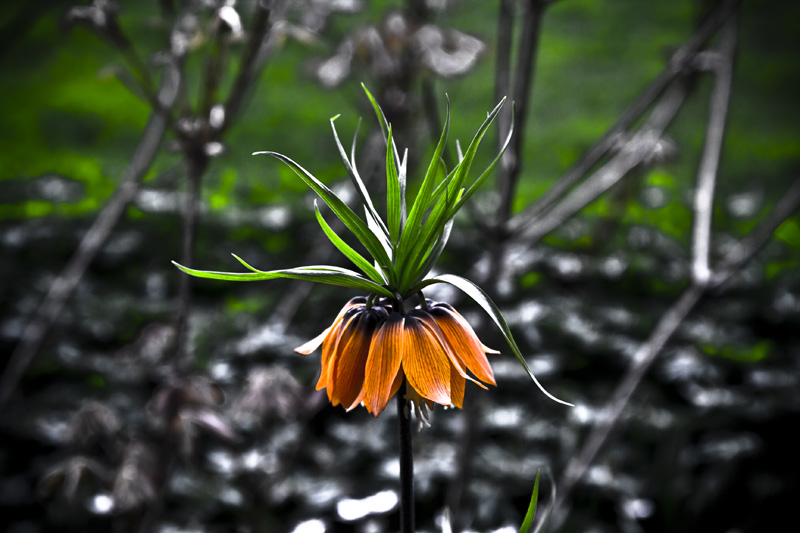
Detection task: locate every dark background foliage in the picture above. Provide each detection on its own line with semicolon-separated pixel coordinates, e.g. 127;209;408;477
1;1;799;532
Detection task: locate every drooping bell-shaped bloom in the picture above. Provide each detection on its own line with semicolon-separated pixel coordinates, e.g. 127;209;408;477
296;297;497;417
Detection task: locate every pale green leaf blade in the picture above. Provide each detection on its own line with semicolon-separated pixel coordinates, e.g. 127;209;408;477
254;151;392;270
362;84;405;172
365;205;394;263
396;100;451;265
386;124;402;243
231;253;262;273
329;116;389;238
314;201;387;283
172;261;394;297
453;102;515;215
410;218;454;287
414;274;574;406
518;470;540;533
444;97;506;202
361;83;390;141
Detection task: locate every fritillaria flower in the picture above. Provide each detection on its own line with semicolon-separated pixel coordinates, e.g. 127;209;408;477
295;297;498;416
175;85;571;412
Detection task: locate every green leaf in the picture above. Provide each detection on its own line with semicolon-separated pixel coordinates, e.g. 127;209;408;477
414;274;574;406
314;201;387;284
519;470;540;533
362;83;405;180
452;102;515;215
400;99;506;289
361;83;389;142
386;124;402;243
172;260;395;298
398;147;408;223
443;97;506;210
396;101;451;271
410;218;454;288
400;161;460;288
329;116;389;239
254;151;394;281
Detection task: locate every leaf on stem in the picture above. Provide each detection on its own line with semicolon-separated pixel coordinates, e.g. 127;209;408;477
518;470;540;533
253;151;394;282
314;200;387;284
414;274;574;406
172;260;394;297
386;124;402;243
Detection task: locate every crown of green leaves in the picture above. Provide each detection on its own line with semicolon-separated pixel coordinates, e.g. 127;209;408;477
173;85;571;406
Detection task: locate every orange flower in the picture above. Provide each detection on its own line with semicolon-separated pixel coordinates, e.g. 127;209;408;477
296;297;497;417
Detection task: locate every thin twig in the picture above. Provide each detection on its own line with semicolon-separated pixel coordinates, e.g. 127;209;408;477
552;285;704;525
551;178;800;525
0;61;182;410
711;178;800;291
513;80;688;248
173;155;208;369
691;15;737;285
548;12;800;524
507;0;741;235
496;0;548;224
493;0;515;165
219;2;272;135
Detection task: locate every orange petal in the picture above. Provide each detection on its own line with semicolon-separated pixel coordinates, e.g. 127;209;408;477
388;368;404;400
450;364;465;408
430;305;496;386
316;302;367;392
330;311;380;409
296;296;366;355
363;314;404;416
295;326;330;355
401;316;451;406
415;310;485;390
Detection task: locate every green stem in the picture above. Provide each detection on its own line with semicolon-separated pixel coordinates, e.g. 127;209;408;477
397;385;415;533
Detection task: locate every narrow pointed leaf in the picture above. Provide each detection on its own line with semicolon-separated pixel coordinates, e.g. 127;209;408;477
314;201;386;283
254;151;392;271
231;253;262;272
329;116;389;238
518;470;541;533
386;124;402;243
400;99;505;287
444;97;505;203
411;218;454;287
400;162;461;288
399;148;408;222
362;83;389;140
362;83;405;173
365;206;394;264
452;102;515;215
396;101;450;266
414;274;574;406
172;261;394;297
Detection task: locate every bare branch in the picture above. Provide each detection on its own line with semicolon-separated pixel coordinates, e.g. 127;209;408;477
691;15;737;284
218;2;272;135
0;60;182;409
712;178;800;290
551;174;800;523
496;0;548;224
513;81;688;247
173;155;207;369
552;284;704;526
493;0;515;163
508;0;742;234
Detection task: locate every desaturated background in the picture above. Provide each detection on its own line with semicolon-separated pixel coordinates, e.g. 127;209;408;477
1;1;799;532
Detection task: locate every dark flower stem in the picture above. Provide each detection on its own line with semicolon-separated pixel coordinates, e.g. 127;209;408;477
397;386;415;533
